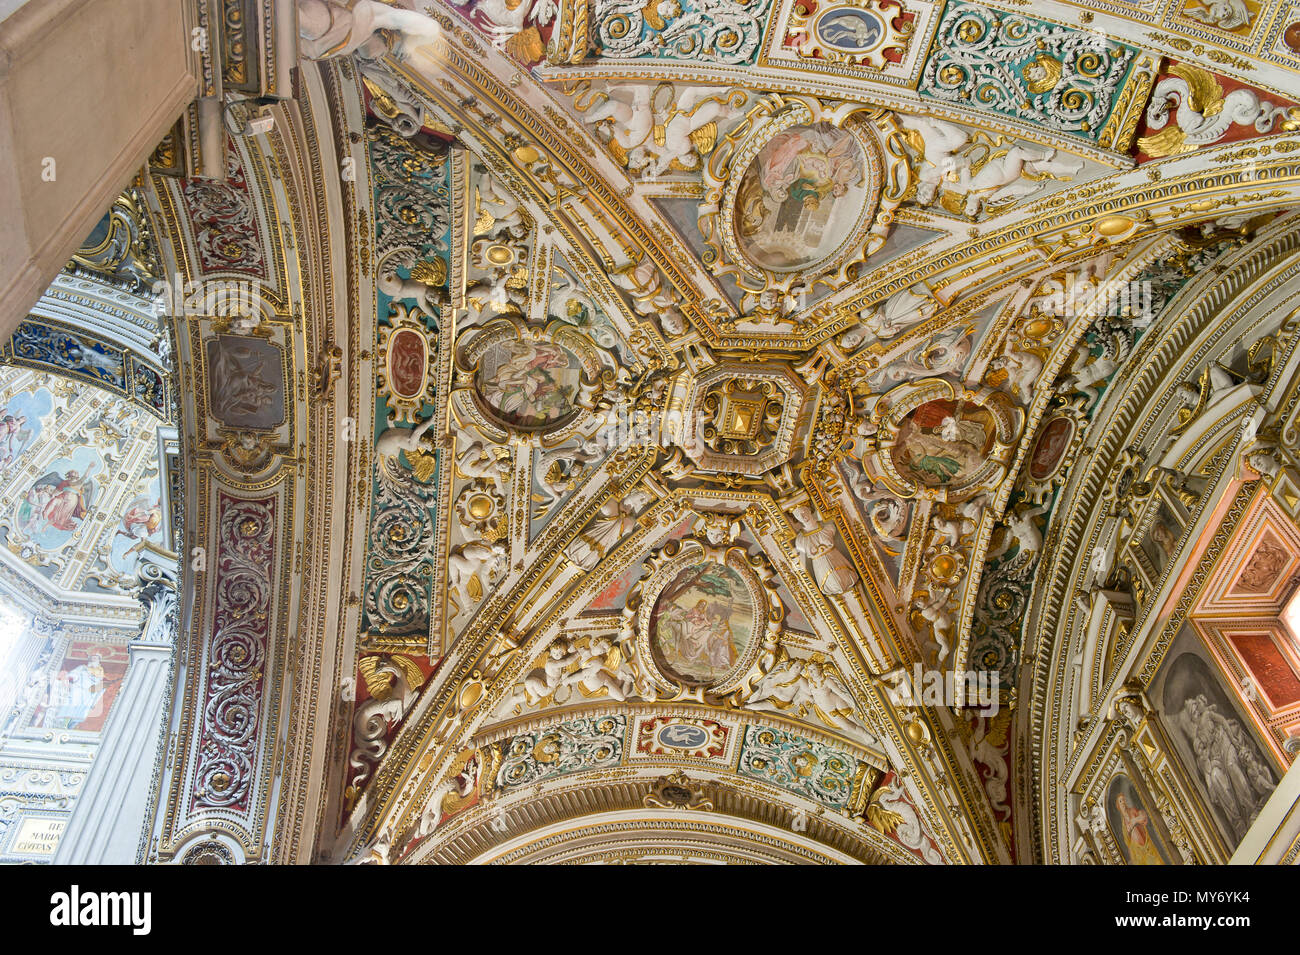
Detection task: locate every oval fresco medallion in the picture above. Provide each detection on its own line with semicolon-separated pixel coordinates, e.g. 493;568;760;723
649;561;755;686
889;398;996;489
386;326;429;401
733;122;870;273
814;6;886;52
475;339;584;430
1028;416;1074;482
656;723;711;750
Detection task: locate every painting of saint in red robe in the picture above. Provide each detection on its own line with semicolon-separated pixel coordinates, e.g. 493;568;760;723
15;460;98;548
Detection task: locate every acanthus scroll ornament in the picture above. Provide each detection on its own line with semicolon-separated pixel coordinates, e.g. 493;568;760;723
193;495;275;812
918;1;1139;144
591;0;772;65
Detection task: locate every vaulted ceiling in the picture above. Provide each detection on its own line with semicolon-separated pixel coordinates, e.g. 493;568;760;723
124;0;1300;864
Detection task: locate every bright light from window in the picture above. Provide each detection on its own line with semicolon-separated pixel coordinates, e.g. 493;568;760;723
1283;584;1300;646
0;602;23;668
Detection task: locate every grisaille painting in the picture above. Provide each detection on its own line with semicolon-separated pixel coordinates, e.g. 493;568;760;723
476;339;583;430
890;398;996;488
734;122;867;272
650;561;754;685
205;335;285;430
1105;774;1174;865
1139;499;1184;580
1154;625;1279;848
815;7;886;52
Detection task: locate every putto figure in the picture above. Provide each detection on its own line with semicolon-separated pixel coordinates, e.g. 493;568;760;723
297;0;441;60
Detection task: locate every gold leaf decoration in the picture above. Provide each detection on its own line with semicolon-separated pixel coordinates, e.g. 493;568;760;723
1136;125;1192;157
867;800;905;835
406;448;438;483
410;259;447;286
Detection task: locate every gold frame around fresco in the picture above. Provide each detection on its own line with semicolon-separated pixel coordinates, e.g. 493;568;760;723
377;302;438;425
450;316;616;443
698;95;911;296
863;377;1022;503
623;535;785;698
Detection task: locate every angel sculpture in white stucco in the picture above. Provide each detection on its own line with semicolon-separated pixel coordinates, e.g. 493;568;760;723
415;750;482;840
929;506;973;549
1057;324;1132;409
913;587;955;666
537;432;609;507
641;87;745;178
791;505;858;595
746;655;878;745
375;413;438;476
584;85;743;178
475;169;529;241
843;285;937;348
986;503;1049;565
987;349;1044;404
456;437;512;486
584;85;657;162
496;633;646;714
445;0;557;55
447;540;507;614
609;256;687;335
954;144;1084;218
565;490;654;569
897;114;1083;217
297;0;441;60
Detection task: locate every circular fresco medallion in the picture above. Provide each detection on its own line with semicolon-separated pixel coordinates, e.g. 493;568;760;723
386;326;428;400
474;339;584;430
733;122;870;273
649;561;756;686
889;398;997;489
814;6;886;52
1028;416;1075;482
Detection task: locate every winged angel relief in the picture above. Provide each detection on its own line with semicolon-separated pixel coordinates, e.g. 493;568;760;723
495;633;650;715
897;114;1083;218
574;83;749;178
